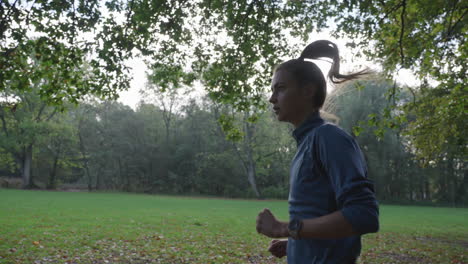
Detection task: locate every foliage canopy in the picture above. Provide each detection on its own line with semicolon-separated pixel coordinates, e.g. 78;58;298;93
1;0;466;162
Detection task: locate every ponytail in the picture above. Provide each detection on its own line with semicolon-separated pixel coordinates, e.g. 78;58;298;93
299;40;370;84
275;40;370;109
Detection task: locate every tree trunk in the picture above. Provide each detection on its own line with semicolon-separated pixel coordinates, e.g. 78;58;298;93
22;144;33;188
47;153;60;189
425;177;431;201
118;156;129;192
443;161;449;203
419;171;425;201
166;124;171;143
457;170;467;206
247;156;260;198
47;141;62;189
244;115;260;198
78;130;93;191
96;167;103;190
447;157;455;206
85;162;92;191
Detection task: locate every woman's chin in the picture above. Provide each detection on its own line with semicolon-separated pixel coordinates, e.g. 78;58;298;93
273;111;288;122
276;114;287;122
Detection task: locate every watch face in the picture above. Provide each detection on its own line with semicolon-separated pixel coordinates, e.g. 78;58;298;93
288;218;302;239
289;219;300;230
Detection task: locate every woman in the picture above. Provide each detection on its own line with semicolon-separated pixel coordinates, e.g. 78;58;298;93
256;40;379;264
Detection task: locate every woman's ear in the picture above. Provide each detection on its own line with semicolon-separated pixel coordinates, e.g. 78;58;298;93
302;84;316;99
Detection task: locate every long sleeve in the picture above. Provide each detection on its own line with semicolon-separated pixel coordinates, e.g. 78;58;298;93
317;125;379;235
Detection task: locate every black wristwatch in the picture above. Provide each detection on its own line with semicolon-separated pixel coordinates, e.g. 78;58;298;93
288;218;303;239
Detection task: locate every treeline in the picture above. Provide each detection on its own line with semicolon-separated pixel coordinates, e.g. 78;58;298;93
0;80;466;206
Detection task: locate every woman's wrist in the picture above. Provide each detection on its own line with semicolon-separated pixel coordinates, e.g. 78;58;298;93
280;221;290;237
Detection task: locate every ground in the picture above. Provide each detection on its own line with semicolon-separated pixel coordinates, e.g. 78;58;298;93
0;189;466;263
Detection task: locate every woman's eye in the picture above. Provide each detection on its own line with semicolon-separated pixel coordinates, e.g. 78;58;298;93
272;85;285;94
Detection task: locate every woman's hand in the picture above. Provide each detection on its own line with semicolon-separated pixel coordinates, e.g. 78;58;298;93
268;239;287;258
256;208;288;238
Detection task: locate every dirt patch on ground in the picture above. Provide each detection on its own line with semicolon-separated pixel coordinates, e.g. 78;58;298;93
247;255;280;264
416;236;468;249
378;252;428;262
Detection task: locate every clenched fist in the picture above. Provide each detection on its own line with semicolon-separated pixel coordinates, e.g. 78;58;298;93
256;208;288;238
268;239;287;258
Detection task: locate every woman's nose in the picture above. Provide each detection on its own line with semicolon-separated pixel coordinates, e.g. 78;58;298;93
269;93;276;104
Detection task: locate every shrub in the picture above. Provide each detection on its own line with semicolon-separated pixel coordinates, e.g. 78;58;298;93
0;177;23;189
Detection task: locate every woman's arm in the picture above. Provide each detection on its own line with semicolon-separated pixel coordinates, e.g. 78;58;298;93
300;210;357;238
257;126;379;240
256;208;357;239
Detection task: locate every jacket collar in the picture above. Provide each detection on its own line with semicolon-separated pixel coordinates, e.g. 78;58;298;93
292;111;324;145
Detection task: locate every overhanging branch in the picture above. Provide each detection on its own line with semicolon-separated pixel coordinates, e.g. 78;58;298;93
399;0;406;66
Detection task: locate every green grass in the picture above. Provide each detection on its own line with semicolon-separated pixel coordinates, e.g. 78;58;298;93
0;189;466;264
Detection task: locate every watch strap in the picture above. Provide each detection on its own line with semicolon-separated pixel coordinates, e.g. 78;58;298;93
288;218;303;239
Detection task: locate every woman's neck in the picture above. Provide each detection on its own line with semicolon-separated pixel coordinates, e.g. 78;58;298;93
292;109;319;128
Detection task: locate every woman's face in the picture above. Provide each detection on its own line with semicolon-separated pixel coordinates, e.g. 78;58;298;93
269;69;314;127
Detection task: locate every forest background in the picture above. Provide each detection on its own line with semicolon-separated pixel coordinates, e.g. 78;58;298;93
1;0;466;206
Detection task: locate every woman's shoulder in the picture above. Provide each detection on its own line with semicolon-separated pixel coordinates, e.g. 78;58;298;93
314;122;357;149
316;122;352;139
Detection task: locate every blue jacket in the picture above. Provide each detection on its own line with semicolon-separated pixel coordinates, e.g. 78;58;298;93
287;112;379;264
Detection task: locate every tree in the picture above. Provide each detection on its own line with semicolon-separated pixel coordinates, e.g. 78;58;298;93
82;101;143;190
41;116;78;190
74;103;97;191
154;0;466;163
298;0;467;163
214;107;263;198
0;87;57;188
329;80;409;200
3;1;465;162
1;1;136;105
141;81;187;143
328;79;466;205
2;0;465;200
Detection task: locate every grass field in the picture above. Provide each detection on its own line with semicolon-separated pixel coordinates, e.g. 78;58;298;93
0;189;466;264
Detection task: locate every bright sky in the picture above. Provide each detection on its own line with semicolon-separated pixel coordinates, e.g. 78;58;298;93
118;31;421;110
5;2;421;109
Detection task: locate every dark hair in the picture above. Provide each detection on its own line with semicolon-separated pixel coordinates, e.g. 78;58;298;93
275;40;370;109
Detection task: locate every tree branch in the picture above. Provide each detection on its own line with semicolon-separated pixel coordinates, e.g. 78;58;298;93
0;107;9;136
443;0;459;36
45;108;57;122
19;93;32;113
231;140;249;172
254;150;279;164
35;102;46;122
0;0;19;39
378;1;404;24
25;0;38;26
446;8;467;40
71;0;76;43
124;0;134;38
407;86;417;105
233;0;256;30
399;0;406;66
